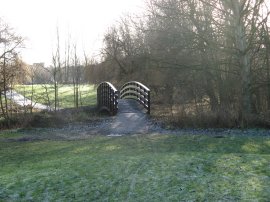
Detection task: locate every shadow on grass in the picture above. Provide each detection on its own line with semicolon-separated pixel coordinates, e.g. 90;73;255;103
114;134;270;155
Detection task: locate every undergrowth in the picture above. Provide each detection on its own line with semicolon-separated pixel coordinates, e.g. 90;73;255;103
0;106;100;130
151;104;270;129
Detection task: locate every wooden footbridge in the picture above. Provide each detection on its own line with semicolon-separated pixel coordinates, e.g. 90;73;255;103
97;81;150;115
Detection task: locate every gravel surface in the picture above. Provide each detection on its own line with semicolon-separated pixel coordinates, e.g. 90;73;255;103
13;118;270;141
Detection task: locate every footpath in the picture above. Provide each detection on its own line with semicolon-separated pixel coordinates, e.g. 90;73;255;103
5;90;50;110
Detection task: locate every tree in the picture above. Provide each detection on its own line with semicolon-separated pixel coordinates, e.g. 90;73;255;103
0;18;24;119
72;44;80;108
51;27;61;112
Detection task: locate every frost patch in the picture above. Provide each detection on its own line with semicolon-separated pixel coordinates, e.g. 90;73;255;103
107;134;123;137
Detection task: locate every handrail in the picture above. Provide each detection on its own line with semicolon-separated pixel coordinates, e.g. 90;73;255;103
120;81;150;114
97;82;118;115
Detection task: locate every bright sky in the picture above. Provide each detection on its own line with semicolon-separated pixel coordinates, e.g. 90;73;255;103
0;0;145;66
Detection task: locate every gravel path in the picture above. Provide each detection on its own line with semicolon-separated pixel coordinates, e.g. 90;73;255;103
2;99;270;141
15;99;160;140
13;119;270;141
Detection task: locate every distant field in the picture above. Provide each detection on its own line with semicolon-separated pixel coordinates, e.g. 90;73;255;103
0;133;270;201
15;84;96;108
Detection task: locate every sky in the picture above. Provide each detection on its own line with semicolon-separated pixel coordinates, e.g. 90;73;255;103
0;0;145;66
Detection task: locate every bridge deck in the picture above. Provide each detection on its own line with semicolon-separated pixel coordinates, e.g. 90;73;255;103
107;99;151;134
118;99;147;114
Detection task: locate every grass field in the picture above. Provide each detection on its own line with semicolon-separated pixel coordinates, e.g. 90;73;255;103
0;133;269;201
15;84;96;108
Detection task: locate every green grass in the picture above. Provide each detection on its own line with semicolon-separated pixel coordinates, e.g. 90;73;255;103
15;84;96;108
0;133;270;201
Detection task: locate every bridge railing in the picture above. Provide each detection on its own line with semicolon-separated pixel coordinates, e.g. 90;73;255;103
120;81;150;114
97;82;118;115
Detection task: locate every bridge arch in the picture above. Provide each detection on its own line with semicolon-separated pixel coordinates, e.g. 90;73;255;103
97;82;118;115
97;81;150;115
120;81;150;114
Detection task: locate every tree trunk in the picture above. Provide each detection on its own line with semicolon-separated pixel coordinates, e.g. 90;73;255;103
231;1;252;126
0;92;6;118
31;77;34;114
54;78;58;112
264;24;270;110
267;48;270;110
3;54;9;119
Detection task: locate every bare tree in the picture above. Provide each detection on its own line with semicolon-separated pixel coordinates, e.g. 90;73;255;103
0;18;24;119
51;26;61;112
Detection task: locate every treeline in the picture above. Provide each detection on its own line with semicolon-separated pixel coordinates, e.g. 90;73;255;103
90;0;270;128
2;0;270;128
